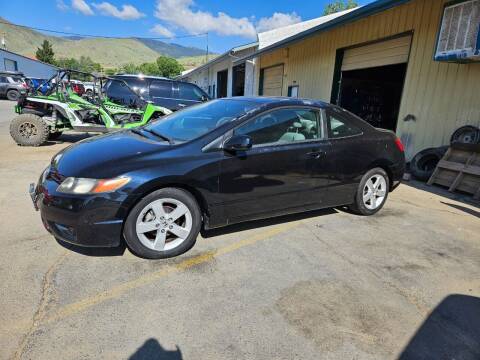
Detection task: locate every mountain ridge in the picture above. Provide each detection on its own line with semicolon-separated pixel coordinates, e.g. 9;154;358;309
0;17;212;69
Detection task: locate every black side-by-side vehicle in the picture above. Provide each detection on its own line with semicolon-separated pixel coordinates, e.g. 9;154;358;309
30;97;405;259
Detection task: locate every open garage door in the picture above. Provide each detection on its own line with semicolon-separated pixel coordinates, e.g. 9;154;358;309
260;64;284;96
342;35;412;71
338;35;412;131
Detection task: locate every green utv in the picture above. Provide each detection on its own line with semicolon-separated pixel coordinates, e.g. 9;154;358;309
10;69;172;146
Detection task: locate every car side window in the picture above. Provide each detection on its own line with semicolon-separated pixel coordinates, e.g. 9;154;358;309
326;110;362;139
178;83;204;101
150;80;173;98
235;108;321;146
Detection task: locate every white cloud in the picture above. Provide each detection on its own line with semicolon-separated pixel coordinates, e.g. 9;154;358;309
154;0;257;38
71;0;94;15
56;0;69;11
150;24;175;38
92;2;145;20
256;12;302;33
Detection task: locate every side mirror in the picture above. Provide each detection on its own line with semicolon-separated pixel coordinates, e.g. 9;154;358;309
201;95;209;102
223;135;252;152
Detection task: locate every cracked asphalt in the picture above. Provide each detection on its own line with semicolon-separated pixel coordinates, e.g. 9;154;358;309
0;99;479;359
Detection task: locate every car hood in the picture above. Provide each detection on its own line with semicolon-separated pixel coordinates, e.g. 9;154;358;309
52;130;172;178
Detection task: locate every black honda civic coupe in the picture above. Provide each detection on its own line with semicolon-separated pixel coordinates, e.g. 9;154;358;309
30;97;405;259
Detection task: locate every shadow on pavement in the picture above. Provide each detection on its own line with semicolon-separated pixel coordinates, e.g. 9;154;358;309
56;207;338;256
202;207;337;238
129;338;182;360
41;133;96;146
402;180;479;209
56;238;127;257
399;294;480;359
441;201;480;218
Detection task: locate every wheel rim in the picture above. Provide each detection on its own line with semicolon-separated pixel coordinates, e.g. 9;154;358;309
18;122;38;138
362;174;387;210
135;198;192;252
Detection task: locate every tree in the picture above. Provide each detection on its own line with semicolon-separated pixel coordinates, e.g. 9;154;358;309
138;62;160;76
156;56;184;78
120;63;139;74
323;0;358;15
35;40;56;64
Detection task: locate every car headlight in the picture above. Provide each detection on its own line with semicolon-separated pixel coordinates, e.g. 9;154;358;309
57;176;130;194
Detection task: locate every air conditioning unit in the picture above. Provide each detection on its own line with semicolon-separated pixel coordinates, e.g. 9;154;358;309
434;0;480;62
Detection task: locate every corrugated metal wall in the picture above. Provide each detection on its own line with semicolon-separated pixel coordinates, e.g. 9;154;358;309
257;0;480;159
0;50;57;79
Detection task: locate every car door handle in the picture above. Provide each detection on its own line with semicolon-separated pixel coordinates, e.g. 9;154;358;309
307;150;325;159
178;103;187;107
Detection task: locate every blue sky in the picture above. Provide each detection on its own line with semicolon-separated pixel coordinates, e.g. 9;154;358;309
2;0;373;54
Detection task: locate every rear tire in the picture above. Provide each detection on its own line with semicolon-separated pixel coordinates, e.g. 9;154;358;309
6;90;19;101
10;114;49;146
123;188;202;259
350;167;390;216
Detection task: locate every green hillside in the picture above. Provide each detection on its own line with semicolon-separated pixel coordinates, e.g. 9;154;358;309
178;54;218;70
0;17;214;69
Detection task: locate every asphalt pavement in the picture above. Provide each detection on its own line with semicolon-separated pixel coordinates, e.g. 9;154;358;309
0;99;479;360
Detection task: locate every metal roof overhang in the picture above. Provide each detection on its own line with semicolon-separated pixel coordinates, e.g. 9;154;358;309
235;0;412;64
177;41;258;79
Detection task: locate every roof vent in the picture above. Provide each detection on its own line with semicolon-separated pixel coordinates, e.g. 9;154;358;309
435;0;480;62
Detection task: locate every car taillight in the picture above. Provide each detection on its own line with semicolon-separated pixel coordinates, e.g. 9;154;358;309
394;137;404;152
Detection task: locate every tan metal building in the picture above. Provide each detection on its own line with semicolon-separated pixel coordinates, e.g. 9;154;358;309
243;0;480;159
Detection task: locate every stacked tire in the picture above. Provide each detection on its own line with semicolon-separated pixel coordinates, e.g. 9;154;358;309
410;125;480;181
410;147;448;181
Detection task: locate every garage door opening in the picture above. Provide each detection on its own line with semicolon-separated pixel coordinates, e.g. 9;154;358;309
232;63;245;96
339;63;407;131
217;69;228;98
334;35;412;132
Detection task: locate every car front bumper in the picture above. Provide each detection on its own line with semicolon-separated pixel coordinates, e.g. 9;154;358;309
30;177;126;248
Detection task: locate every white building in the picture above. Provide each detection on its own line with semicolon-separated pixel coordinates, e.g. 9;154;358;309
178;9;355;98
0;48;58;78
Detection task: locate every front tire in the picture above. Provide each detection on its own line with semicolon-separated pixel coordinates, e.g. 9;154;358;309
124;188;202;259
6;89;19;101
350;168;389;216
10;114;49;146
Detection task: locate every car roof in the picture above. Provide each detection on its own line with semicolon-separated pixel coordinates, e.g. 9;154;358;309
0;71;24;76
113;74;170;80
227;96;328;108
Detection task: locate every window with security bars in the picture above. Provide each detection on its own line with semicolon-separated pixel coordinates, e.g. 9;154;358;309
435;0;480;62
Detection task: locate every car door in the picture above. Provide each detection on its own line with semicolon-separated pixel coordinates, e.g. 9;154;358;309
149;80;178;110
173;82;207;110
219;106;332;223
322;107;371;206
0;76;8;96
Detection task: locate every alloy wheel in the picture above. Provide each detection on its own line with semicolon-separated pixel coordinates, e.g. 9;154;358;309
135;198;192;251
362;174;387;210
19;122;38;139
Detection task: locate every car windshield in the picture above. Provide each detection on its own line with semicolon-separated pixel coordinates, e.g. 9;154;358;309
145;99;259;142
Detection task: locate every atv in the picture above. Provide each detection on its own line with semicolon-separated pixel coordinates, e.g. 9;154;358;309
10;69;172;146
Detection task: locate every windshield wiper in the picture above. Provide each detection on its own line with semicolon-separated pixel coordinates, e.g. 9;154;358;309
141;128;174;145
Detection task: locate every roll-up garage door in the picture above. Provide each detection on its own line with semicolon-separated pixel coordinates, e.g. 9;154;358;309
261;64;284;96
341;35;412;71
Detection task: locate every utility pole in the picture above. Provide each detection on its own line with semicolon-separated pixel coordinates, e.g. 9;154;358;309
205;32;209;64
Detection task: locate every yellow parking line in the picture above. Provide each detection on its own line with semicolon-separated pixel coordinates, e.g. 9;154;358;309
42;221;299;325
